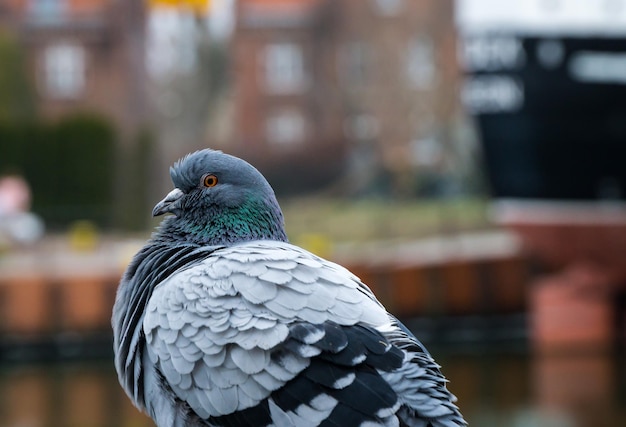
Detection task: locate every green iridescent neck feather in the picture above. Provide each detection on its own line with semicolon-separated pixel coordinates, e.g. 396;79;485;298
156;195;288;246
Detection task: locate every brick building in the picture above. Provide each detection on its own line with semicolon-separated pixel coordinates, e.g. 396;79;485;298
231;0;463;195
230;0;345;192
0;0;148;136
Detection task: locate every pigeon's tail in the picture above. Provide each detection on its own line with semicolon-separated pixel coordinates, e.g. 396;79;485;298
380;316;467;427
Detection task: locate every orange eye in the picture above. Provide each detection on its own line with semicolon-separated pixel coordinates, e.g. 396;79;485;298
203;174;218;187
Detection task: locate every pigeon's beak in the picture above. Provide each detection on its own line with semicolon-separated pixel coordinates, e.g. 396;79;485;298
152;188;184;217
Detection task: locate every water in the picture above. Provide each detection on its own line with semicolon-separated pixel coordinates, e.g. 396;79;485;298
1;351;624;427
0;361;151;427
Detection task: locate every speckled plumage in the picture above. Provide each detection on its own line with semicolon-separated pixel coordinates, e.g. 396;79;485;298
112;149;467;427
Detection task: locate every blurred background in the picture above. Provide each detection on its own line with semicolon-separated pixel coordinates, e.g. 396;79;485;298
1;0;626;425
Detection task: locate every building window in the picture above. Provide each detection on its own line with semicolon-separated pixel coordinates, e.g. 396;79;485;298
343;113;379;141
43;42;85;99
265;109;307;145
146;9;198;79
262;43;307;94
372;0;404;16
29;0;66;18
407;37;436;89
410;136;443;167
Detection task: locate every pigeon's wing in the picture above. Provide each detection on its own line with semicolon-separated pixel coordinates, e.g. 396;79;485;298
143;241;465;426
112;242;220;409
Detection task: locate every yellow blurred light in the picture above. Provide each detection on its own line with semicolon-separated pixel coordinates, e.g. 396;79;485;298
148;0;212;14
68;220;99;252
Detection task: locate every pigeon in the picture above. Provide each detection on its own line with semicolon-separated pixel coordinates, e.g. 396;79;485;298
112;149;467;427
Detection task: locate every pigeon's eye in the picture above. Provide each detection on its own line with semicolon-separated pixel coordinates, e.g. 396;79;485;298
202;174;218;188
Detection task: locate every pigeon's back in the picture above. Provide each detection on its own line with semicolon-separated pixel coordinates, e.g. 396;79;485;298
116;240;466;426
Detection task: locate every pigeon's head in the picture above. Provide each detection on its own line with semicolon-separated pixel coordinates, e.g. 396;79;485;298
153;149;287;245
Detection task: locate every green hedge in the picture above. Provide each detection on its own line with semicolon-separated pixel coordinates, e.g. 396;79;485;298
0;114;116;228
